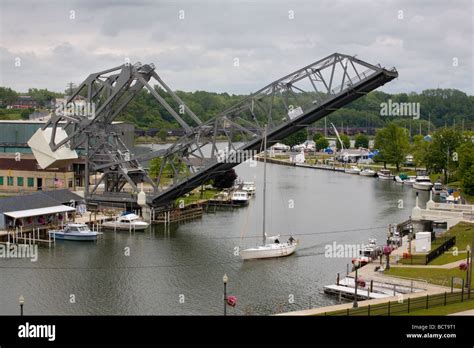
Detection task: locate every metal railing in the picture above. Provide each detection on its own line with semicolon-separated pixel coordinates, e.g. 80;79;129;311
322;290;472;316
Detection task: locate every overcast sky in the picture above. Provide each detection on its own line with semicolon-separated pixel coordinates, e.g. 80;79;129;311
0;0;472;95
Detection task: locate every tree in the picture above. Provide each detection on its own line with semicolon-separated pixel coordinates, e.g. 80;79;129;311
374;123;410;170
336;134;350;150
457;141;474;194
282;129;307;148
411;134;430;167
313;132;323;143
315;137;329;151
425;128;463;183
213;169;237;189
157;129;168;141
354;133;369;149
461;165;474;196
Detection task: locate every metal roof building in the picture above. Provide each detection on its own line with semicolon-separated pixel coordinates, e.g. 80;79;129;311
0;189;83;230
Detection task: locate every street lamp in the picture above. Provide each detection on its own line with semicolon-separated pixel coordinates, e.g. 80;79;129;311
19;295;24;316
223;274;228;316
353;261;360;308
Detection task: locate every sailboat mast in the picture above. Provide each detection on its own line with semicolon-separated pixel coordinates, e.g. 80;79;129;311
262;124;267;246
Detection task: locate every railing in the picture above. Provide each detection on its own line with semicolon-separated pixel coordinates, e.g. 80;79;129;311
322;290;472;316
400;236;456;265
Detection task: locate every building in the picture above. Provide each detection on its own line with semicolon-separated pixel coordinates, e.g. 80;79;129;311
7;96;39;109
0;153;85;193
0;120;135;153
0;189;82;231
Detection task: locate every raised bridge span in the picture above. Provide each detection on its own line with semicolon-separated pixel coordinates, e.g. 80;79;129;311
28;53;398;208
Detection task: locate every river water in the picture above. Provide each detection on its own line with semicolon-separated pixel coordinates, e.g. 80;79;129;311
0;157;431;315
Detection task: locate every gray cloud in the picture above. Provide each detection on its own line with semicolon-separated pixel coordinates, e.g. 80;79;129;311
0;0;472;95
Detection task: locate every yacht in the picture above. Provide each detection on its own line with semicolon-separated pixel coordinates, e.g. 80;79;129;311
345;165;361;174
49;223;102;241
413;176;433;191
377;169;394;180
432;182;444;195
241;182;256;196
102;212;150;231
231;191;250;206
359;168;376;177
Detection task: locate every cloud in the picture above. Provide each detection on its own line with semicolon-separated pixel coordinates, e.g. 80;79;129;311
0;0;472;95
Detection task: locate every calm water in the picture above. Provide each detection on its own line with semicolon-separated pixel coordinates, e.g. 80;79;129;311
0;162;430;315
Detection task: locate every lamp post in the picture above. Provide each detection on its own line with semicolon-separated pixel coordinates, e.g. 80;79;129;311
353;260;360;308
19;295;24;316
223;274;228;316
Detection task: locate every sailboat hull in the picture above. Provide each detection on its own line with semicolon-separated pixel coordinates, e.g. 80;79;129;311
240;243;297;260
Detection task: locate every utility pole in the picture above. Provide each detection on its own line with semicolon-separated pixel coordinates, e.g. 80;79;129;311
469;241;473;299
66;82;76;96
428;113;431;134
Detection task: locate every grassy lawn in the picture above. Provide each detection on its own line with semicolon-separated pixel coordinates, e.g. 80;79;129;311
385;267;472;288
429;222;474;265
394;298;474;316
175;188;219;206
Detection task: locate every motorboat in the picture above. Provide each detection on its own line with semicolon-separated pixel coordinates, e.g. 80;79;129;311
352;239;383;266
48;223;102;241
394;173;408;184
377;169;394;180
345;165;361;174
241;182;256;196
102;212;149;231
359;168;376;177
413;176;433;191
240;125;298;260
432;182;444;195
231;190;250;206
404;176;416;186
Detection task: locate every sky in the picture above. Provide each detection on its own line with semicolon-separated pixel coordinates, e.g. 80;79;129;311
0;0;473;95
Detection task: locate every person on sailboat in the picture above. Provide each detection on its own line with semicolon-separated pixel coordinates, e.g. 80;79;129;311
288;236;295;244
274;237;280;244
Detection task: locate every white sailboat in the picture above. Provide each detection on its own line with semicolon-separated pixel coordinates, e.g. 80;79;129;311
240;125;298;260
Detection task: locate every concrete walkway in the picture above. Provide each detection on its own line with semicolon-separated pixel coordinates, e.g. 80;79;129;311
391;259;467;269
279;260;452;316
449;309;474;316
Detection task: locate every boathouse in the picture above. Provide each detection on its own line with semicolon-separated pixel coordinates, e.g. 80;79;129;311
0;189;82;232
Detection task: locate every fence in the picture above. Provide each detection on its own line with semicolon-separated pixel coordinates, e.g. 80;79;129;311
400;236;456;265
322;290;472;316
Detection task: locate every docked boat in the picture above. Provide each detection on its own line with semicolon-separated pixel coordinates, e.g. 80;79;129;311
231;190;250;206
404;176;416;186
102;212;149;231
241;181;256;196
377;169;394;180
48;223;102;241
394;173;408;184
359;168;376;177
432;182;444;195
345;165;361;174
413;176;433;191
240;125;298;260
352;239;383;266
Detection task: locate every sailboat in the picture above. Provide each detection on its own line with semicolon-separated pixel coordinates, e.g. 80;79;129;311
240;125;298;260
